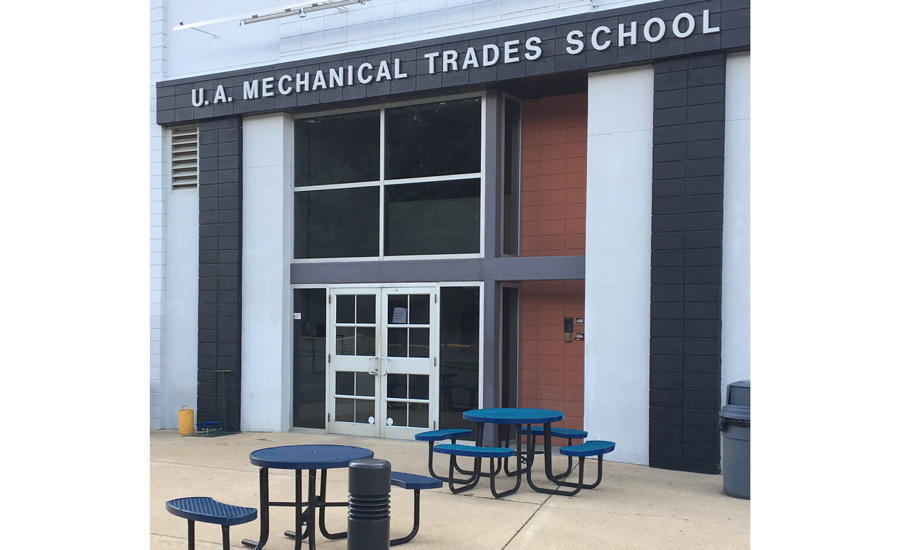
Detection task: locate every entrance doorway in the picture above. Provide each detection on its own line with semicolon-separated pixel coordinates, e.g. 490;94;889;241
326;286;438;440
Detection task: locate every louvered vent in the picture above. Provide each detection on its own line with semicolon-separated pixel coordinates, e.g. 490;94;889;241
171;126;199;188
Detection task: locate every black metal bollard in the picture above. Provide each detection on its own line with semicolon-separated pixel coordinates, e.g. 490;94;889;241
347;458;391;550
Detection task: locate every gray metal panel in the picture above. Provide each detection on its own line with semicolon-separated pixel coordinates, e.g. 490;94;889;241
289;255;585;284
484;90;501;260
480;281;501;446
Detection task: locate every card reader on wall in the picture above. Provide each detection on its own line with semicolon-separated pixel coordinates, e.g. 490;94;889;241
564;317;574;342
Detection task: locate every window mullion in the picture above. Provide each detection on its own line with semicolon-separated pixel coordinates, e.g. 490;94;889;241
379;107;386;259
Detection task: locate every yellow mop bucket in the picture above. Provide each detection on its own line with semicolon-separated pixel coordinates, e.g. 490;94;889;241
178;406;194;435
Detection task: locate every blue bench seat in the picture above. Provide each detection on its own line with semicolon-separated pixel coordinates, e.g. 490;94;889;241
389;472;443;546
166;497;256;550
414;428;471;442
432;444;519;498
415;429;474;480
528;425;588;439
196;420;222;432
548;440;617;496
559;440;616;457
391;471;443;490
524;425;589;477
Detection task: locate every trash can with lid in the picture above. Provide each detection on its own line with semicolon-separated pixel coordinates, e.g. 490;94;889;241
719;380;750;499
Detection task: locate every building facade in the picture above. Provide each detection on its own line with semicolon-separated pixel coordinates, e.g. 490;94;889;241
150;0;750;474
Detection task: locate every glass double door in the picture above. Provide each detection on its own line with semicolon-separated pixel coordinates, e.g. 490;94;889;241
327;286;437;439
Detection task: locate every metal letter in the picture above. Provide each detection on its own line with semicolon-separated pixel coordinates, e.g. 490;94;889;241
590;26;611;51
423;52;440;74
482;44;500;66
644;17;665;43
376;60;392;81
278;75;293;95
212;85;226;104
242;81;258;100
461;47;479;69
329;67;344;88
312;70;327;90
295;72;309;93
703;9;720;33
358;63;374;84
442;50;458;72
672;13;695;38
504;40;520;63
524;36;542;60
619;21;637;47
393;58;408;79
262;77;275;97
566;30;585;54
191;88;204;107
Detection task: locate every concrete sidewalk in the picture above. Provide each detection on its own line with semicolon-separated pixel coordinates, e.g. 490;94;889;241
150;430;749;550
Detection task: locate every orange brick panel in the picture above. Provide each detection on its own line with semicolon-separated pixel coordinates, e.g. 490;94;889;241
565;173;587;189
565;188;586;204
539;220;566;236
539;173;567;190
519;281;585;427
565;157;587;173
566;203;586;219
538;204;566;220
539;159;567;176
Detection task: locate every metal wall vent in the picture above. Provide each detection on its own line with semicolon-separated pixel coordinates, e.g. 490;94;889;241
171;126;199;188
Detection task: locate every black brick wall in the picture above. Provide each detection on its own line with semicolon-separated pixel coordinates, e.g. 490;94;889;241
649;53;725;474
197;117;243;432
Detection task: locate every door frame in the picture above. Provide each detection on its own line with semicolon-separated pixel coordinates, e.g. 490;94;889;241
291;281;485;438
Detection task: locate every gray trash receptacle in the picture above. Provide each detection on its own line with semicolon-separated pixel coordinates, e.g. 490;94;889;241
719;380;750;499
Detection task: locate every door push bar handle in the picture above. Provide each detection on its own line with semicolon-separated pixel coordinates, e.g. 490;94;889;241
368;357;379;376
381;357;388;377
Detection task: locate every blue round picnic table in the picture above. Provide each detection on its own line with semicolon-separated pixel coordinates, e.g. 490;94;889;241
463;408;564;425
461;408;573;496
242;445;373;550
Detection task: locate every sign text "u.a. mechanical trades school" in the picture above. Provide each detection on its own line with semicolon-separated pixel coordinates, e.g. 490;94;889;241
189;9;720;108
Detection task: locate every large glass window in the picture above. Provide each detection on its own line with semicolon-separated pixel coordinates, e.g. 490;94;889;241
295;111;380;187
294;187;379;259
385;98;482;179
384;179;481;256
294;97;483;260
502;97;522;256
439;286;480;438
293;288;327;429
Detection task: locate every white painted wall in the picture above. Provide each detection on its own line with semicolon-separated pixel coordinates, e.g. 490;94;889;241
150;0;168;429
722;52;751;399
583;66;654;465
241;115;295;432
165;0;661;79
162;185;200;428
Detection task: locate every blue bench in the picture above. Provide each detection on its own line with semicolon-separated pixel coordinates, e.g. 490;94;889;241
550;440;616;496
414;428;473;479
389;472;442;546
526;425;589;476
165;497;257;550
433;444;519;498
196;420;222;433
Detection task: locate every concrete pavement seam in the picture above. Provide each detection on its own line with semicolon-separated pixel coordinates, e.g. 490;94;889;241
499;493;553;550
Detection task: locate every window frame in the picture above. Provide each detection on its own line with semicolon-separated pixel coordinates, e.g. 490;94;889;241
291;92;486;263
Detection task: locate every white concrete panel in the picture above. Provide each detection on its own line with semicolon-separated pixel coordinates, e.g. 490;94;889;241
163;187;199;428
584;66;654;465
160;0;664;78
722;52;751;399
241;114;294;432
